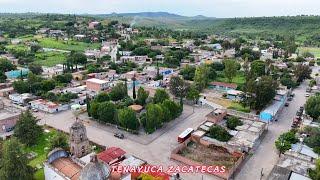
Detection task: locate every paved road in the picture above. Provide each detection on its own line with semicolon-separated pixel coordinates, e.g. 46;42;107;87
38;105;216;180
235;81;308;180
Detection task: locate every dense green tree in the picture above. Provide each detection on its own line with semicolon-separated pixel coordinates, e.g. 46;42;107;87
169;76;189;100
13;80;29;94
28;63;43;75
109;82;128;101
280;76;297;89
136;87;149;106
0;58;16;72
251;60;266;77
0;138;33;180
275;131;298;155
305;95;320;120
89;101;100;119
30;44;41;53
293;64;311;82
118;108;139;130
14;110;43;146
210;62;225;71
144;104;163;133
95;92;110;103
0;71;7;83
97;102;117;124
41;79;56;92
179;65;196;81
153;89;170;104
186;85;200;105
54;73;73;84
303;126;320;154
223;59;238;82
50;132;69;151
194;64;209;91
226;116;243;130
208;125;233;142
161;99;181;120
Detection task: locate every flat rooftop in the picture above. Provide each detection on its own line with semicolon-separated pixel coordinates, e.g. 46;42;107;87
0;107;20;121
86;78;108;84
51;157;82;180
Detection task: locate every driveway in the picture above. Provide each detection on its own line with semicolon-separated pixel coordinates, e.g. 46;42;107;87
235;81;308;180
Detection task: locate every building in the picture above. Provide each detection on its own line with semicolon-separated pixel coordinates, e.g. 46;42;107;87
86;78;109;92
29;99;69;113
44;148;84;180
5;68;29;79
97;147;126;165
88;21;101;29
226;89;243;100
69;120;91;158
260;89;288;122
209;81;238;92
0;100;21;139
9;93;34;104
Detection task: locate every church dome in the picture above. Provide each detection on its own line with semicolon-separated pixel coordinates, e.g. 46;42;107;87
79;155;110;180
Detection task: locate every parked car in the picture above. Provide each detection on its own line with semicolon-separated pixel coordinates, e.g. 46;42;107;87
32;108;38;112
290;93;295;97
296;111;303;116
288;97;293;101
114;133;124;139
285;102;289;107
299;106;304;111
305;93;310;97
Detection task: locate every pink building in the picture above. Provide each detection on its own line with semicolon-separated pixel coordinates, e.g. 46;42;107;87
86;78;109;92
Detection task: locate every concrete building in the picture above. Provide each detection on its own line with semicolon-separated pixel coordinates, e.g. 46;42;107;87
86;78;109;92
0;100;21;138
9;93;34;104
29;99;69;113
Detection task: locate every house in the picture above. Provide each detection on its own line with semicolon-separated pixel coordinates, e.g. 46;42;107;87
209;81;238;91
0;102;20;138
88;21;101;29
226;89;243;100
42;65;64;78
74;34;86;40
9;93;34;104
29;99;69;113
5;68;29;79
86;78;109;92
97;147;126;165
49;30;64;37
260;89;288;122
1;54;19;65
120;56;152;65
205;109;227;124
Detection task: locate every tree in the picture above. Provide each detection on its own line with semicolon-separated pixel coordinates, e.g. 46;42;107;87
169;76;189;101
28;63;43;75
0;138;33;180
153;89;170;104
179;65;196;80
118;108;139;130
161;99;181;120
109;82;128;101
186;85;200;105
69;52;87;69
275;131;298;156
41;79;56;92
13;80;29;94
305;95;320;120
194;64;209;91
0;71;7;83
251;60;266;77
97;102;117;124
309;159;320;180
226;116;243;130
50;132;69;151
132;76;137;99
293;64;311;82
223;59;238;82
95;92;110;103
0;58;16;72
30;44;41;53
144;104;163;133
136;87;149;106
54;73;73;84
14;110;43;146
208;125;233;142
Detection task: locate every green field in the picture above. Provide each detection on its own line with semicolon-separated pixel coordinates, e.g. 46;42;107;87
216;71;246;87
298;47;320;58
38;38;101;51
35;51;67;66
24;129;58;180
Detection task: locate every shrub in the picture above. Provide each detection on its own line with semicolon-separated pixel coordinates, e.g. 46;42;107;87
208;125;232;142
226;116;243;130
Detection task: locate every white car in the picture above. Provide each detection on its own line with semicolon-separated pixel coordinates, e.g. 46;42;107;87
305;93;310;97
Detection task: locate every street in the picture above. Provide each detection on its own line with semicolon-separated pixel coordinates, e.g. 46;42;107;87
235;81;308;180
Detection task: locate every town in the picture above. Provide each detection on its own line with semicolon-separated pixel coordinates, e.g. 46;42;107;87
0;8;320;180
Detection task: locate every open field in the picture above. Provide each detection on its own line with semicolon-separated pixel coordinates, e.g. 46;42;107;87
35;51;67;66
38;38;101;51
216;71;246;87
298;47;320;58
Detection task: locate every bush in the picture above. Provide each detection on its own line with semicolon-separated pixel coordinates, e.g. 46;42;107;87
208;125;232;142
118;108;139;131
226;116;243;130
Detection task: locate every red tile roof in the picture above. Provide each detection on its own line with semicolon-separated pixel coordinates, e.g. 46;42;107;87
210;81;238;89
51;157;82;180
97;147;126;164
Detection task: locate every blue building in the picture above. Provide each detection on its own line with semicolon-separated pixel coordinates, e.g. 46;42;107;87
259;90;288;122
5;68;29;79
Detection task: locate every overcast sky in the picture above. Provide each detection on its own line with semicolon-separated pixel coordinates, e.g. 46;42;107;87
0;0;319;18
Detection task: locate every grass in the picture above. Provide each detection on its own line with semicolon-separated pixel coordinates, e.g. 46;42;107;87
24;129;58;180
38;38;101;51
216;71;246;87
228;102;250;113
298;47;320;58
35;51;67;66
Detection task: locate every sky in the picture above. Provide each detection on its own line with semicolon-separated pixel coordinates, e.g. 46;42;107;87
0;0;319;18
